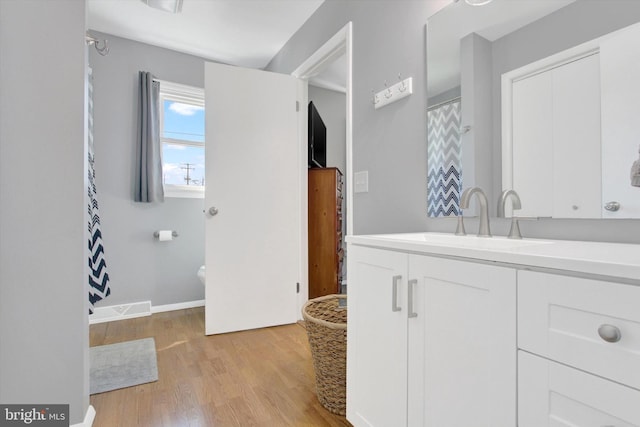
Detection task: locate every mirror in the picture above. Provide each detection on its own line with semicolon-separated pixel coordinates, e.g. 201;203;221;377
426;0;640;219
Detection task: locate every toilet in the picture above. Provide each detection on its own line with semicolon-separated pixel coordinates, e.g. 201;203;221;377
197;265;205;285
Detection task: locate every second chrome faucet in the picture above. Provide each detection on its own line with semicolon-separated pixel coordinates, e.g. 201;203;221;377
497;189;523;239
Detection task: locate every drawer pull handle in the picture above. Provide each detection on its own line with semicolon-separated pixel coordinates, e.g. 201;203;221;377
392;275;402;312
598;324;621;343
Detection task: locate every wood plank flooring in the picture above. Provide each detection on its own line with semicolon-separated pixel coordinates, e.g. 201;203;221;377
90;307;352;427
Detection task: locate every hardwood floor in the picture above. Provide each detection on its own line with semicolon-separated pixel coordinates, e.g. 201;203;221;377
90;307;352;427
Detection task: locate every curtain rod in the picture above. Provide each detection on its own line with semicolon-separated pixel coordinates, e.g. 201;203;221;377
427;96;461;111
86;34;109;56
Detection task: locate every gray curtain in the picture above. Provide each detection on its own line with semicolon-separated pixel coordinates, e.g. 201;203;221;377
135;71;164;202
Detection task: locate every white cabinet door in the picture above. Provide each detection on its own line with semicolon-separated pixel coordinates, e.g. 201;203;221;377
552;53;601;218
512;71;554;217
519;351;640;427
347;245;408;427
600;22;640;218
407;256;516;427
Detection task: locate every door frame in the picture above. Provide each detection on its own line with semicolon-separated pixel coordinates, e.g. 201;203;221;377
291;22;353;315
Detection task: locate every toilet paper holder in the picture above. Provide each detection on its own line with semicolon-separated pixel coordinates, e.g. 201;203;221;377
153;230;179;239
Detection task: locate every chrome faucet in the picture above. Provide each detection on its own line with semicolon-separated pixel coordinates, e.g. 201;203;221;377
497;189;523;239
457;187;491;237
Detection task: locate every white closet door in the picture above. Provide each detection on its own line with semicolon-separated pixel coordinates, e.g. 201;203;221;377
600;22;640;218
552;53;602;218
512;72;554;217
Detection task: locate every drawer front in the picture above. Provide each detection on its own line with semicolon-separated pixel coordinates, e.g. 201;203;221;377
518;270;640;389
519;351;640;427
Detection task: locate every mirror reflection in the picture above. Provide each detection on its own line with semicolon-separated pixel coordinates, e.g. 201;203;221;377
427;0;640;219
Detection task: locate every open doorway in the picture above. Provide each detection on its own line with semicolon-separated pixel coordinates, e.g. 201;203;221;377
292;22;352;312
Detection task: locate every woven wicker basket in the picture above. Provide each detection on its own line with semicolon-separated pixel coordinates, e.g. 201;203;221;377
302;294;347;416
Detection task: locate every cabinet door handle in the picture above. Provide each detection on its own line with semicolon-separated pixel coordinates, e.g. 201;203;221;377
392;275;402;312
598;324;622;343
408;279;418;318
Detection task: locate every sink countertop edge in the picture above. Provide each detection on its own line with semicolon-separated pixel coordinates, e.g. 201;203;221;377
345;233;640;284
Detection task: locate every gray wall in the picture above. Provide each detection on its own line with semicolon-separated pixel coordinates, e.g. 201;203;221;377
0;0;88;423
460;33;493;217
89;32;205;308
267;0;451;235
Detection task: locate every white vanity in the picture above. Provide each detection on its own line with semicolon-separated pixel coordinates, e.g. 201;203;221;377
345;233;640;427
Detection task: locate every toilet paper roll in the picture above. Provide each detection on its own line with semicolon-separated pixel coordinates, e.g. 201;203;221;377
158;230;173;241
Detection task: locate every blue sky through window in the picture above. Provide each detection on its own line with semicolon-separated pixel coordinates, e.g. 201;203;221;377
162;100;205;186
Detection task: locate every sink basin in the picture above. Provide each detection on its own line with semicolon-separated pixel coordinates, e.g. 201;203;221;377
369;233;553;250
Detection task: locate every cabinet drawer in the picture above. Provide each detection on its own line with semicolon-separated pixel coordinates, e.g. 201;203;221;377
518;270;640;389
519;351;640;427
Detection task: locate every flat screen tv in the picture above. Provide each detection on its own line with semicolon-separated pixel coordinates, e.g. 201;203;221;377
308;101;326;168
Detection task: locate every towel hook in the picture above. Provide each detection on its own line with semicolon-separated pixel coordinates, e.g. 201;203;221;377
384;81;393;99
398;73;407;92
371;89;380;105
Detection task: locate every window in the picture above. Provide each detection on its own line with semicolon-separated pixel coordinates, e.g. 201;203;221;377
159;80;205;198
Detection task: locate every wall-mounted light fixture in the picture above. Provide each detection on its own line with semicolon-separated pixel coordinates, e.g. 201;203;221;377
140;0;183;13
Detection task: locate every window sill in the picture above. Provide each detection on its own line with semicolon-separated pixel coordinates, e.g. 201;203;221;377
164;185;204;199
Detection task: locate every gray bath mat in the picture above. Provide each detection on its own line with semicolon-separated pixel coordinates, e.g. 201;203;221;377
90;337;158;394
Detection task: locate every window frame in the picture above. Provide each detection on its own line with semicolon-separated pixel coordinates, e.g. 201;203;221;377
158;80;205;199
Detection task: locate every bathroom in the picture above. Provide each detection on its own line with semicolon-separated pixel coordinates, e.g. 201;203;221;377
3;0;640;425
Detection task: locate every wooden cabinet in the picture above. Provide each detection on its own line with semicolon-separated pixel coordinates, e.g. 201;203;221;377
347;245;516;427
308;167;343;299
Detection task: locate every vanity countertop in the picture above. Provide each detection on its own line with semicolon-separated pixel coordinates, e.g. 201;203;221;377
346;232;640;283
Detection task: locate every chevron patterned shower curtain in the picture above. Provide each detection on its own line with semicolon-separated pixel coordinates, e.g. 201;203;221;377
88;69;111;313
427;99;462;217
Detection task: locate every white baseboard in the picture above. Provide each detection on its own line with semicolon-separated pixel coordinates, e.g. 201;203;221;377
71;405;95;427
89;300;205;324
151;299;205;313
89;301;151;325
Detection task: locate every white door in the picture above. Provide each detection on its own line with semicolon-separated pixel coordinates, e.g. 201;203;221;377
204;62;301;335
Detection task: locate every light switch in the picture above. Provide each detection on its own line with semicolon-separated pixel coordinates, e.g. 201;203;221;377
354;171;369;193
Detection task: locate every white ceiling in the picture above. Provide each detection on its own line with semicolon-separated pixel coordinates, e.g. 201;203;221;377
427;0;577;97
87;0;324;69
